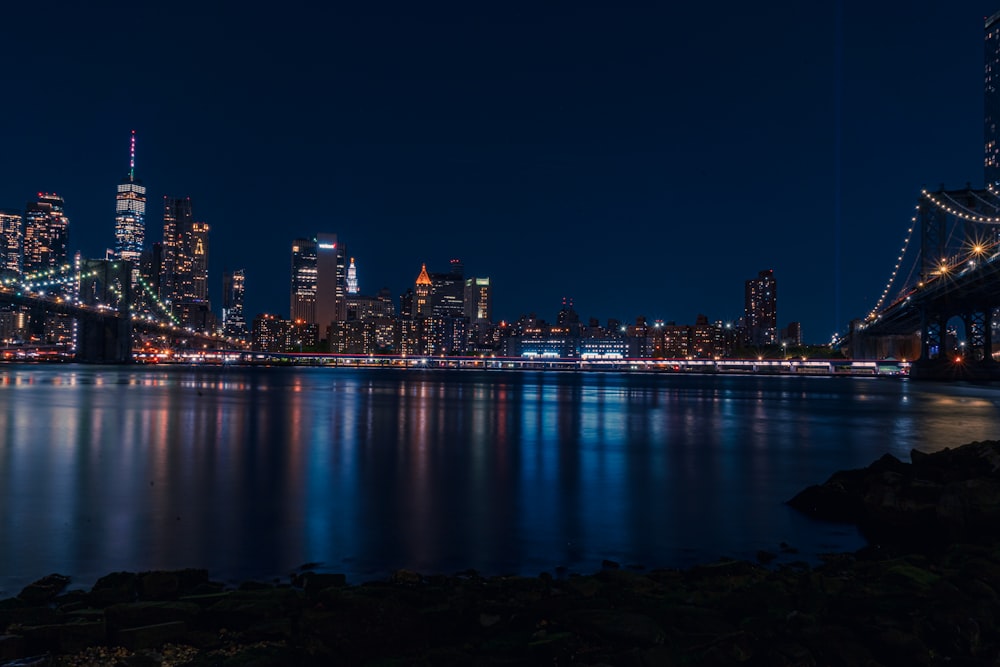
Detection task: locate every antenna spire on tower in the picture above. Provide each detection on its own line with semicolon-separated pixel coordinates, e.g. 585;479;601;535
129;130;136;180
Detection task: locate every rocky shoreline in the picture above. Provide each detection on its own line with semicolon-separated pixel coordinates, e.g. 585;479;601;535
3;440;1000;666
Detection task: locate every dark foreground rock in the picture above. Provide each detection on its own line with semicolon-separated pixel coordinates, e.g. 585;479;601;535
3;441;1000;665
788;440;1000;550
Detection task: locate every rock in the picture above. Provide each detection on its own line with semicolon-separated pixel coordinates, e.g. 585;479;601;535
601;559;620;570
789;441;1000;549
88;572;137;606
16;575;70;605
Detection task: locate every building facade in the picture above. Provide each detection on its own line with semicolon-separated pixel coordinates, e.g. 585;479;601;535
22;193;69;275
0;209;22;276
290;238;318;323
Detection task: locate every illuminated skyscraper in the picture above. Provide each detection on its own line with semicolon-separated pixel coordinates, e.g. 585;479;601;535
347;257;359;294
192;222;209;300
290;237;318;322
744;269;777;346
0;209;22;276
414;263;433;317
23;193;69;275
114;130;146;262
222;269;248;338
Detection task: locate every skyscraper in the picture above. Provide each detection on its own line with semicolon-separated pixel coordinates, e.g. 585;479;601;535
192;221;209;300
114;130;146;262
414;263;433;317
222;269;248;338
347;257;359;294
987;11;1000;185
0;209;22;276
290;237;318;322
744;269;777;346
161;196;194;305
315;233;347;330
22;193;69;275
464;277;492;323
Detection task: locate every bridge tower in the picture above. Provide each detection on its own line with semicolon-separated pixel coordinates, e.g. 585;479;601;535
75;259;133;363
913;187;1000;374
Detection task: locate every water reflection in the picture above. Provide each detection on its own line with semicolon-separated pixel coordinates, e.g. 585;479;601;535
2;366;1000;595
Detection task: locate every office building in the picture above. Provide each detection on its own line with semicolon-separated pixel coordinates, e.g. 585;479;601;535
22;193;69;275
463;276;492;323
315;233;347;329
161;196;194;304
114;130;146;263
290;238;318;322
0;209;22;276
744;269;777;346
430;259;464;318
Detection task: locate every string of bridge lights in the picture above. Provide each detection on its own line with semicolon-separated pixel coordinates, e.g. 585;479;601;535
866;208;917;321
133;275;180;326
921;188;1000;223
0;264;75;289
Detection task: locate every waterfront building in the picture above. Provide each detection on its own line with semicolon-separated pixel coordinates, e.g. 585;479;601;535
290;238;317;323
22;193;69;275
691;314;722;358
222;269;248;339
987;10;1000;184
0;209;22;277
744;269;777;346
114;130;145;263
251;313;290;352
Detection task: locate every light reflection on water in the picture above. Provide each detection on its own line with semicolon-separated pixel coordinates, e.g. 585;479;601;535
1;365;999;595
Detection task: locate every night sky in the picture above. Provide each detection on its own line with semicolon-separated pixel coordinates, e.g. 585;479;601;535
2;2;996;342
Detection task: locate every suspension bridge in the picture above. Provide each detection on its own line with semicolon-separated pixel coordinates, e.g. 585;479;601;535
0;259;240;363
849;184;1000;379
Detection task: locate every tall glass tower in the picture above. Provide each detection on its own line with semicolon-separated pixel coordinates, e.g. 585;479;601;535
114;130;146;262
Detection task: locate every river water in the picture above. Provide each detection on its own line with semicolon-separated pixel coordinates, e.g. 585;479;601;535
1;365;999;595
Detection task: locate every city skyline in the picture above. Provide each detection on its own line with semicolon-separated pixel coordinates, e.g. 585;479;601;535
2;2;997;341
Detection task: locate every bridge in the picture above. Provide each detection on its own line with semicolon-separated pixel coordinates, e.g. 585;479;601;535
0;259;239;363
851;185;1000;379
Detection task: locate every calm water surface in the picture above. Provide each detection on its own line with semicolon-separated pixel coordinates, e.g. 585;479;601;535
2;365;1000;595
